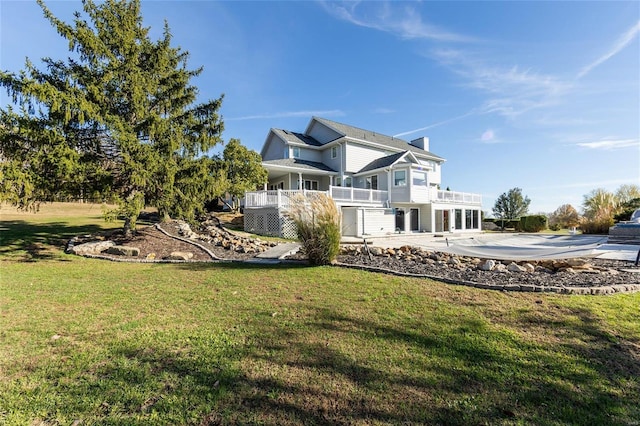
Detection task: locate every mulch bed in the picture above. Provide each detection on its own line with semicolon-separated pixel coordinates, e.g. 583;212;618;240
83;221;640;292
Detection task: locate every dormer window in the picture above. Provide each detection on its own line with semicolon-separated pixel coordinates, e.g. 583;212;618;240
292;146;300;158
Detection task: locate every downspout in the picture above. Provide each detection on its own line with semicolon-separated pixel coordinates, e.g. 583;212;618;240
386;166;392;208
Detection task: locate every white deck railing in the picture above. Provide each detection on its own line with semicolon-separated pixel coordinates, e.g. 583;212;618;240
244;190;326;209
329;187;388;204
244;187;481;208
433;189;482;204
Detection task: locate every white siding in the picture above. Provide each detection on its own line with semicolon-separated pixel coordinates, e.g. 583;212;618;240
320;145;342;172
429;161;442;186
344;142;387;173
421;204;433;232
307;121;341;144
292;147;322;162
262;134;285;160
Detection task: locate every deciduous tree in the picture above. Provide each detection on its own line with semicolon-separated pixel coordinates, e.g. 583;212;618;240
221;138;267;211
492;187;531;230
549;204;581;229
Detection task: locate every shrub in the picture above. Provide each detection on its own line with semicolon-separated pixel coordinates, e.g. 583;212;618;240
518;215;547;232
494;218;520;230
549;223;561;231
581;216;614;234
286;192;341;265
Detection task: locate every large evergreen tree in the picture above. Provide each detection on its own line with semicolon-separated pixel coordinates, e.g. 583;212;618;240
0;0;224;235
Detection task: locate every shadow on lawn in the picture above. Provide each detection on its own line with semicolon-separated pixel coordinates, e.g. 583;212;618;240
26;301;639;424
0;220;107;261
203;306;640;425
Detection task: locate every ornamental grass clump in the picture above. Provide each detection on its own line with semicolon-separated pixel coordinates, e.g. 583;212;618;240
286;192;341;265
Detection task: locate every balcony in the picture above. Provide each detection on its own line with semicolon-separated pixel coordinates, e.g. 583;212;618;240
244;186;481;209
244;187;388;209
432;189;482;205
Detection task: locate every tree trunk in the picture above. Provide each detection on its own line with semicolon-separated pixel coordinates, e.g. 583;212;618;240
123;217;133;238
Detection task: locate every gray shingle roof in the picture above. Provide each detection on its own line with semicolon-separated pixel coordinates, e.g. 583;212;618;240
272;128;322;147
262;158;337;173
312;117;444;161
357;151;409;174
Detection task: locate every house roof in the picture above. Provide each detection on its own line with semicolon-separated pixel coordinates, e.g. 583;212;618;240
310;117;445;161
271;128;322;147
262;158;337;173
357;151;409;174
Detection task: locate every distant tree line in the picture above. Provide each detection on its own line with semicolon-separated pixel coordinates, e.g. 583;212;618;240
489;184;640;234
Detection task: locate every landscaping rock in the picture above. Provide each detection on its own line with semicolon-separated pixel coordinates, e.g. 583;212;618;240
480;259;496;271
166;251;194;261
106;246;140;257
507;262;527;273
72;240;116;255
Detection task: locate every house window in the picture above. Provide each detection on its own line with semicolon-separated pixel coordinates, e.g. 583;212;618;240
366;175;378;190
394;170;407;186
303;180;319;190
344;177;352;187
455;209;463;230
292;147;300;158
465;209;472;229
335;177;341;187
331;146;337;159
472;210;479;229
412;171;427;186
269;181;284;190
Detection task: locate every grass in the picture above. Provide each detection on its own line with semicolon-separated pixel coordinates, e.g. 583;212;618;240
1;203;639;425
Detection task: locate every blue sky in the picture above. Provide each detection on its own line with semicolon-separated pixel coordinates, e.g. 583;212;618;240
1;1;639;214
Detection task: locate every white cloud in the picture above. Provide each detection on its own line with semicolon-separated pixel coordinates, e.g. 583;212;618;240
393;110;477;138
577;20;640;79
576;138;640;150
319;1;475;42
373;107;395;114
227;109;344;121
480;129;495;142
431;49;573;118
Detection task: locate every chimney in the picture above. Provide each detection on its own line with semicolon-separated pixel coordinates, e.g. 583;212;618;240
410;136;429;151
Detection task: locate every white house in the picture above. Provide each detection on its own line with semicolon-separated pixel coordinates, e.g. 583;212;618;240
244;117;482;238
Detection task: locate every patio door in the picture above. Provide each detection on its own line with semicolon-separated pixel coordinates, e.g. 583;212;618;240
410;208;419;232
395;209;405;232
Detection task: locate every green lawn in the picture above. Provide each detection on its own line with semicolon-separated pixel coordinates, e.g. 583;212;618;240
1;204;639;425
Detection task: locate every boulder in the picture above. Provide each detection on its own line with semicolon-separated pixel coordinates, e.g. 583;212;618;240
479;259;496;271
165;251;194;261
494;263;507;273
106;246;140;257
507;262;527;273
72;240;116;255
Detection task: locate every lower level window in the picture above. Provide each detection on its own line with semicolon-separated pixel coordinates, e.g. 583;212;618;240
300;180;318;190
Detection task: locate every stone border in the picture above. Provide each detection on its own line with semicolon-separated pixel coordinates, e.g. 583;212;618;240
66;231;640;296
334;262;640;295
154;223;222;260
